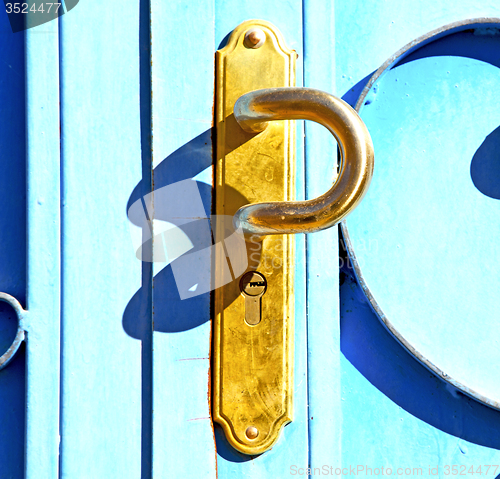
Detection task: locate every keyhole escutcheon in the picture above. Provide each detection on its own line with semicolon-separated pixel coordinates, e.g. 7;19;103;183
240;271;267;326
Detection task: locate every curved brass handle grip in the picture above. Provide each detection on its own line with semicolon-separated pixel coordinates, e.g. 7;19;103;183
233;87;374;236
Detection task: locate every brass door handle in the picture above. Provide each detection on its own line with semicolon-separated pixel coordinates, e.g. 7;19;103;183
213;19;374;456
234;87;374;236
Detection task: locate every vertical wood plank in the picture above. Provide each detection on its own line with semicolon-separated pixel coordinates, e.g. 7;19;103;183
150;1;217;477
25;19;61;479
213;3;308;477
303;0;342;471
59;2;143;477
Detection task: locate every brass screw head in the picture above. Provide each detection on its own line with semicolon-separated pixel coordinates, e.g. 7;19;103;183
246;426;259;440
244;28;266;49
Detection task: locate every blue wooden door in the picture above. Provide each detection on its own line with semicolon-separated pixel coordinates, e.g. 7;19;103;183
2;1;500;478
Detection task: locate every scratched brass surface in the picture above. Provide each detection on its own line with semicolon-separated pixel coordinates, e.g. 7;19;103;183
213;20;295;455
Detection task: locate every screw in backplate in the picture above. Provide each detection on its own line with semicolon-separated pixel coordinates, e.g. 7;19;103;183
244;28;266;49
246;426;259;440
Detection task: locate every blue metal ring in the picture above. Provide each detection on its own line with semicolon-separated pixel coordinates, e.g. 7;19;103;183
0;293;26;370
342;17;500;410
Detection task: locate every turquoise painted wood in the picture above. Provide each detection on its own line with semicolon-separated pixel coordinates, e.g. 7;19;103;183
0;15;62;478
303;0;342;469
25;19;61;479
59;1;144;477
150;1;216;477
2;0;500;478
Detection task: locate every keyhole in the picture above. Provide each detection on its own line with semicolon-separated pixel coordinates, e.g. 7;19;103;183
240;271;267;326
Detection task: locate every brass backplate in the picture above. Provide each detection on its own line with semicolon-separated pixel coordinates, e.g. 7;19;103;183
213;20;296;455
